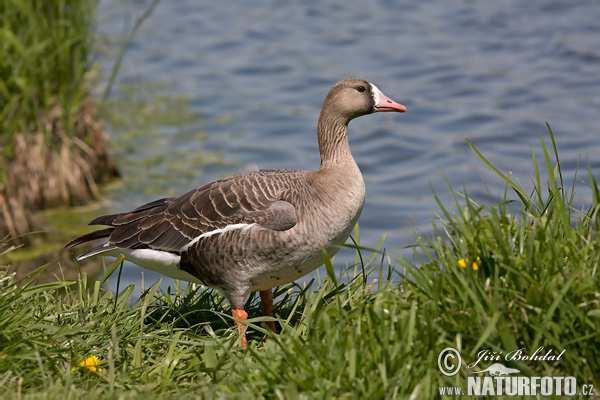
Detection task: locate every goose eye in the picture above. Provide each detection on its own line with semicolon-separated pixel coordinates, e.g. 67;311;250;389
355;86;366;93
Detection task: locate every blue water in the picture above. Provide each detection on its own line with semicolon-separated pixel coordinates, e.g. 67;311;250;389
97;1;600;287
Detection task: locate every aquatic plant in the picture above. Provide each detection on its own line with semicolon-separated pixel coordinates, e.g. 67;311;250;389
0;0;118;238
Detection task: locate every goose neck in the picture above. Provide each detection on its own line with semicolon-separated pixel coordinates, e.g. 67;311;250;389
317;113;354;169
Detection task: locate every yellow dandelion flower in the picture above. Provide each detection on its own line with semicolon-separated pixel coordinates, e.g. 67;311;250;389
79;355;102;373
457;258;467;269
472;261;479;271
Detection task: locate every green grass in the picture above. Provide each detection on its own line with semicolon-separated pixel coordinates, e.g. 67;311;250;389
1;130;599;399
0;1;120;241
0;0;95;163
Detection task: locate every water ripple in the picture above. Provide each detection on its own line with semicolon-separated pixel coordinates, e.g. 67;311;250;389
98;0;600;251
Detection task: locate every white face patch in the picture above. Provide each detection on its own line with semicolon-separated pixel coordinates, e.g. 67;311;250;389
369;83;385;108
182;223;256;251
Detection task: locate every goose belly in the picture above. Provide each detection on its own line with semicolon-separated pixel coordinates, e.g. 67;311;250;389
249;243;343;291
249;206;362;291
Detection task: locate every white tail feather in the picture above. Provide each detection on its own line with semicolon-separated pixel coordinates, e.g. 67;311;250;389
75;244;117;262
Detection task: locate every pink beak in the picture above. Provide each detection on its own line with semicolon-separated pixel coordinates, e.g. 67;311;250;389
371;83;407;113
375;95;407;113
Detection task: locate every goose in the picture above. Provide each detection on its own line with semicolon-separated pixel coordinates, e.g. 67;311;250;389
66;79;406;347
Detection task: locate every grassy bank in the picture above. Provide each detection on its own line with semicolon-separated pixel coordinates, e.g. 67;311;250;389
1;133;599;399
0;0;117;238
0;0;92;139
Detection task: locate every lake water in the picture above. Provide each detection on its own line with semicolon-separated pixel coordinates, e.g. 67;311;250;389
97;1;600;286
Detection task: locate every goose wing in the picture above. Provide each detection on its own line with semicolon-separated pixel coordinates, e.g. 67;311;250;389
95;172;298;253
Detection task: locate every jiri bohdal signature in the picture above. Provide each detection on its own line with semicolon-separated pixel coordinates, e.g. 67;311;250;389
468;347;565;369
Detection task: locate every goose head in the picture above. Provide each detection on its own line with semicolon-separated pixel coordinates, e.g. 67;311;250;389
321;79;407;122
317;79;406;167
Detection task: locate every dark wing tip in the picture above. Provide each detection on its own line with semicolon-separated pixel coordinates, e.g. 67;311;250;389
89;198;172;226
89;214;120;226
64;227;114;249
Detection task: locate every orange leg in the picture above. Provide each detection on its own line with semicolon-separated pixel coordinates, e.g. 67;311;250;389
232;308;248;349
259;289;277;333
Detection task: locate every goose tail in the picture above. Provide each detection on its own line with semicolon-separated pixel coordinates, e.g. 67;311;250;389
74;244;118;262
64;227;116;262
